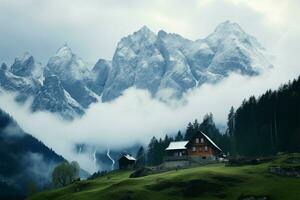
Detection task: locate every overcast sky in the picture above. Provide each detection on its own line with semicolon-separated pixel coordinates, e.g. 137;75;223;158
1;0;300;172
0;0;299;65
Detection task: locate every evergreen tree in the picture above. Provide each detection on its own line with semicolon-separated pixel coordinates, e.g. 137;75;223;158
145;75;300;164
155;138;164;165
135;146;146;168
184;122;194;140
175;131;183;141
163;134;171;145
230;76;300;156
227;107;235;137
226;107;236;154
193;119;199;131
199;113;220;139
147;137;158;165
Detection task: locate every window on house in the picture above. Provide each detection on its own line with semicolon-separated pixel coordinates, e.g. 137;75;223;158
204;146;208;151
201;138;204;143
192;147;196;152
202;156;206;159
199;147;202;151
195;138;199;143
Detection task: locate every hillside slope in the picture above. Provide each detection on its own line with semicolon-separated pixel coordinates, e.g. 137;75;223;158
28;154;300;200
0;108;65;199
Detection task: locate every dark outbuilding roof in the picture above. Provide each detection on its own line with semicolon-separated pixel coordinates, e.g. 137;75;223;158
119;154;136;161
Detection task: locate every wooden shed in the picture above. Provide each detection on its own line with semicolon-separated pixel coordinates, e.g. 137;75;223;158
118;154;136;170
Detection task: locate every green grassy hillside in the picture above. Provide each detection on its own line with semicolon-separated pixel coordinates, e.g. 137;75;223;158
28;154;300;200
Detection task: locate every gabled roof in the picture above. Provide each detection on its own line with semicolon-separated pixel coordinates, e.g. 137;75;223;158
201;132;222;152
187;131;222;152
165;132;222;152
166;141;189;150
123;154;136;161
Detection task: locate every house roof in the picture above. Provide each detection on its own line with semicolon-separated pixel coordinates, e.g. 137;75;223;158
165;132;222;152
123;154;136;161
166;141;189;150
187;131;222;152
201;132;222;152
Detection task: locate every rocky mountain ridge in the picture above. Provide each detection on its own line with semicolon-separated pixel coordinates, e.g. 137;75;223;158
0;21;272;119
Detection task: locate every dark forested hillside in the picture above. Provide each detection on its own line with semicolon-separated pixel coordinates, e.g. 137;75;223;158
147;76;300;164
229;76;300;156
0;109;64;199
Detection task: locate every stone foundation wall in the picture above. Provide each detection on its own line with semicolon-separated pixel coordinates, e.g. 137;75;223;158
163;155;220;169
163;160;190;168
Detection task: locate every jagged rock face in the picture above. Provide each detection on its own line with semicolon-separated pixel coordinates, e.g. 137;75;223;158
0;21;272;119
10;53;35;77
156;31;198;99
102;26;166;102
61;80;98;109
31;75;84;119
46;45;90;81
45;45;98;108
88;59;111;96
0;67;41;102
10;53;43;78
101;21;271;101
205;21;270;76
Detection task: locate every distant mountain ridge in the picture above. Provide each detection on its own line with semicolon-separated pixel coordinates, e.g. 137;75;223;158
0;21;272;119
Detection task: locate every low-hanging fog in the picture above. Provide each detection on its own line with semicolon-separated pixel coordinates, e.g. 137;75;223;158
1;29;300;172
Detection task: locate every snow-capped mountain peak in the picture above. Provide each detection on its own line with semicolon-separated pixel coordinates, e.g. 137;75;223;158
54;44;73;59
31;75;84;119
214;20;244;35
9;52;43;78
134;25;155;38
48;44;74;67
0;21;272;119
102;22;271;102
46;44;90;81
16;52;32;62
204;21;271;75
44;44;99;109
117;25;157;51
206;20;262;51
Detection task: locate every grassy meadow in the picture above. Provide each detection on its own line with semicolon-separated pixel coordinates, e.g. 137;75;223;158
28;154;300;200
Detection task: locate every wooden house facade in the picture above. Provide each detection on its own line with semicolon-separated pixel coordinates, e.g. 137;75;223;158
164;131;222;168
186;131;222;160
